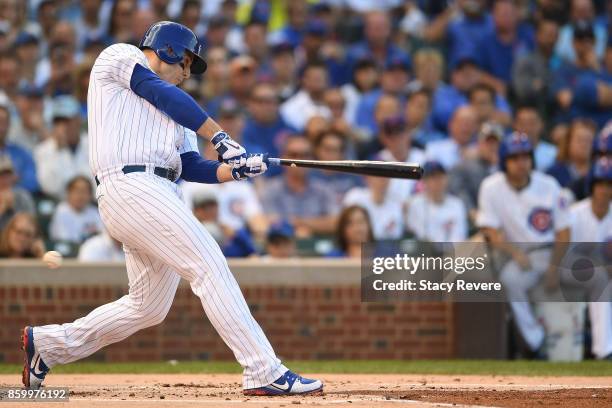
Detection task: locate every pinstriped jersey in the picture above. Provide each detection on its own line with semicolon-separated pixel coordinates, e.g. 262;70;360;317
88;43;190;176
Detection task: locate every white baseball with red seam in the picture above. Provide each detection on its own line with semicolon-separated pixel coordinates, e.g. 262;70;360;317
42;251;63;269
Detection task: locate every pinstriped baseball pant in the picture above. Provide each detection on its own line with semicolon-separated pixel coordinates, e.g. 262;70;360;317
33;171;287;389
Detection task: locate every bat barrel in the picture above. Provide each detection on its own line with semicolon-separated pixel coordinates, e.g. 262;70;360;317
267;158;423;180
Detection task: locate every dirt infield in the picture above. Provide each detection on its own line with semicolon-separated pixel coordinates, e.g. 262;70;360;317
1;373;611;407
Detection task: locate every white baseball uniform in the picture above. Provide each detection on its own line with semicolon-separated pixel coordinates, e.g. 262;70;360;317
32;43;287;389
570;198;612;359
477;171;570;351
343;186;404;239
406;193;468;242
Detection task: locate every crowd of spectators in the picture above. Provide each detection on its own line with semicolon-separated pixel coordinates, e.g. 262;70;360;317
0;0;609;361
0;0;608;261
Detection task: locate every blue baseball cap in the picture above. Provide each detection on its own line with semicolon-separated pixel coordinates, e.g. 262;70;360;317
305;19;328;36
384;55;411;72
422;160;446;177
267;220;294;240
14;31;39;47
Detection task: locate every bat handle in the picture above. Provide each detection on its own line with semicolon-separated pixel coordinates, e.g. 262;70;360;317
267;157;281;166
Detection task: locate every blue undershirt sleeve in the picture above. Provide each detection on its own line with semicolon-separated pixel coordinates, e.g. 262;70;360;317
180;151;222;183
130;63;209;132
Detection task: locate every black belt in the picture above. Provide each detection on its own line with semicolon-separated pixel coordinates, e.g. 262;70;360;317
95;165;177;186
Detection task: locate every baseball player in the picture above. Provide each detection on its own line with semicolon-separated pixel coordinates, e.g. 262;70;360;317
477;132;571;356
21;22;322;396
569;157;612;359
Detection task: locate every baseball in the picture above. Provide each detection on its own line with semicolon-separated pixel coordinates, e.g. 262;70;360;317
291;163;296;167
43;251;63;269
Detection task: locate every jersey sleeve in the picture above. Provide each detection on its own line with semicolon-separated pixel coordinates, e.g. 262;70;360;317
476;178;501;229
178;128;200;154
93;43;149;88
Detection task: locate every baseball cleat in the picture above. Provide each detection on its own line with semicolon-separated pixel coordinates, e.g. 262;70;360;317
243;370;323;396
21;326;49;389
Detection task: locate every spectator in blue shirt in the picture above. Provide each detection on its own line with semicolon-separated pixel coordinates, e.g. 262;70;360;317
242;83;295;177
431;56;511;133
555;0;608;63
475;0;534;87
0;102;38;194
346;10;411;74
551;20;608;124
354;57;410;137
423;0;493;69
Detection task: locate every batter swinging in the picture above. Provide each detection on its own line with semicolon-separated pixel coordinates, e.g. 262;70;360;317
21;21;322;396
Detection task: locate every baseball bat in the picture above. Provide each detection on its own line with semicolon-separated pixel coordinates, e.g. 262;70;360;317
267;158;423;180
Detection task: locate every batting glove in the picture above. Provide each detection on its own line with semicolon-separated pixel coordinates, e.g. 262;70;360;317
212;131;246;167
231;154;268;181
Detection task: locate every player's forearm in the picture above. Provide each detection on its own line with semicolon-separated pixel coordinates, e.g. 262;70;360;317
216;164;236;183
196;117;224;141
481;227;523;258
549;228;570;269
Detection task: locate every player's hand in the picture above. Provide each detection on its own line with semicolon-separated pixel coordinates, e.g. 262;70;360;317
211;131;246;167
231;154;268;181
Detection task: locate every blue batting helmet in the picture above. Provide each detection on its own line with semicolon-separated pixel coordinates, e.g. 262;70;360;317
587;156;612;194
592;121;612;157
499;131;534;171
139;21;207;74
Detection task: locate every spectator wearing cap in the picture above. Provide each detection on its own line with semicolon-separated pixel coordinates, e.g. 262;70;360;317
474;0;534;89
426;106;479;170
340;56;379;127
353;56;410;138
49;175;102;244
78;229;125;262
346;10;411;74
261;136;339;237
13;31;40;84
0;155;35;230
513;106;558;171
468;83;512;128
34;95;91;199
0;100;39;193
512;18;561;111
269;42;298;102
8;83;49;152
355;93;402;159
422;0;492;70
376;116;425;204
280;60;332;131
546;118;596;188
404;89;445;147
551;20;602;118
555;0;608;63
327;205;374;259
265;220;296;259
406;161;468;242
311;129;363;206
430;56;511;133
191;188;257;258
207;55;257;118
34;0;59;57
343;171;403;240
448;121;503;223
242;83;294;177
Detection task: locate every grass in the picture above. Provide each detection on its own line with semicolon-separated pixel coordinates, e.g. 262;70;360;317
1;360;611;376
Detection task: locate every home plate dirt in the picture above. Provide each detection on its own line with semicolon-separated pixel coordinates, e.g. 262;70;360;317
1;374;611;407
